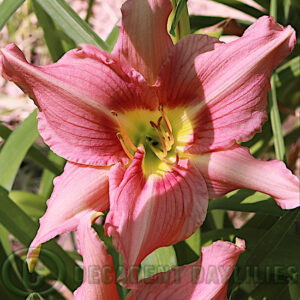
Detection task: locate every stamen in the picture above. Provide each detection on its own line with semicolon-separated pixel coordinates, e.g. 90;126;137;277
157;116;172;151
116;133;134;160
158;105;174;145
111;110;137;152
150;121;167;157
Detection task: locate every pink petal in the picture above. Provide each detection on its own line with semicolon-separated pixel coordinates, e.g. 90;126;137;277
27;162;109;266
0;44;155;166
127;239;245;300
167;16;295;153
105;148;208;287
192;146;300;209
74;212;120;300
157;34;220;108
113;0;173;84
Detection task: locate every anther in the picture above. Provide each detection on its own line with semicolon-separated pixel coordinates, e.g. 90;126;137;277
116;133;134;160
111;110;137;152
175;151;179;165
150;121;167;157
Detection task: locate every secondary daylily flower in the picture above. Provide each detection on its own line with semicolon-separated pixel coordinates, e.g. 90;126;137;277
0;0;299;284
74;212;245;300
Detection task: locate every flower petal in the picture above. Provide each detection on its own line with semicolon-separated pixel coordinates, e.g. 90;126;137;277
27;162;109;267
113;0;173;84
74;212;120;300
158;34;220;108
127;239;245;300
105;148;208;287
0;44;155;166
192;146;300;209
183;16;295;153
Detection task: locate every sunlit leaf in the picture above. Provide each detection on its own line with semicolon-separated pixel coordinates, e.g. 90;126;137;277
0;0;25;31
34;0;108;50
0;110;39;191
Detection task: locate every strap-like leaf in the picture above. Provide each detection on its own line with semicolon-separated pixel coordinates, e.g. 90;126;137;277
0;187;82;291
0;122;62;176
0;0;25;31
0;110;39;191
34;0;109;50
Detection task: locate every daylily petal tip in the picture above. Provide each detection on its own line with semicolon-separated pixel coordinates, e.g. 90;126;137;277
235;237;246;250
27;244;41;273
90;211;104;225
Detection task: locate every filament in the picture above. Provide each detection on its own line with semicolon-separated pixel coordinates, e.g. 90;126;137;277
158;105;174;145
157;116;172;151
116;132;134;160
111;110;137;152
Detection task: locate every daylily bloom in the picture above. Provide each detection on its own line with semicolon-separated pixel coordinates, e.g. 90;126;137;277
0;0;299;285
74;212;245;300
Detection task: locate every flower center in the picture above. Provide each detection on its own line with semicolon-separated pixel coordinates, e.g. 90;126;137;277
112;106;193;174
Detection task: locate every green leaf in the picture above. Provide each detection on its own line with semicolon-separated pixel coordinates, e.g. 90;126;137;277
140;246;177;279
93;223;129;299
208;189;298;218
241;209;299;269
85;0;95;23
0;110;39;191
269;75;286;161
0;0;25;31
195;27;223;38
0;187;82;291
9;191;46;219
0;123;62;176
283;0;292;23
289;278;300;300
34;0;109;50
275;56;300;88
174;240;199;266
31;0;66;62
211;0;264;19
270;0;278;20
38;151;65;199
185;228;201;256
201;226;300;279
168;0;190;42
106;25;120;52
244;283;289;300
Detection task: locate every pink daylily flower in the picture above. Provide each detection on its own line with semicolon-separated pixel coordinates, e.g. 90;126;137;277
73;213;245;300
0;0;299;284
